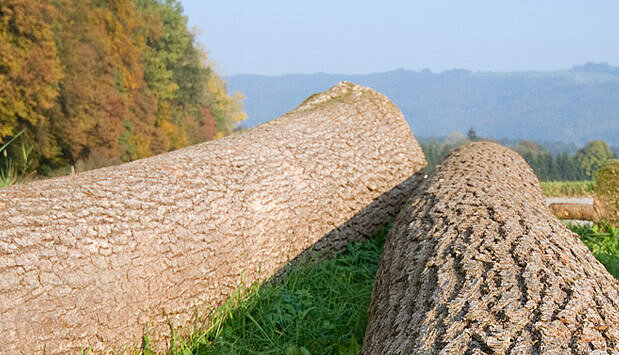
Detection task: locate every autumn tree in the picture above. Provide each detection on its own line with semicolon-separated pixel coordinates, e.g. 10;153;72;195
0;0;62;164
136;0;246;149
1;0;245;174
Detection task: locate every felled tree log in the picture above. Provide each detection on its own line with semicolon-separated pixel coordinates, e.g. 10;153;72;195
0;82;426;354
362;142;619;354
548;203;596;221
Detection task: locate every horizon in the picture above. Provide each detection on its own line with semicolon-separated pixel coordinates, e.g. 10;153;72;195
225;64;619;146
179;1;619;76
224;62;617;77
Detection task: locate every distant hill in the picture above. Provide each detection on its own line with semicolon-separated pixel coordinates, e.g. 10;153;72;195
227;63;619;145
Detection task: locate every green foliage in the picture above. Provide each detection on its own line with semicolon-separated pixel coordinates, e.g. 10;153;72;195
595;159;619;199
423;135;613;182
568;222;619;279
420;134;469;171
134;0;245;149
167;227;388;354
513;141;568;181
555;151;583;181
420;135;609;183
573;140;615;179
420;139;449;170
512;140;614;182
540;181;594;197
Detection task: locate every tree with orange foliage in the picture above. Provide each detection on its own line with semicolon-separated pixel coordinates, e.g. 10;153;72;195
1;0;245;175
0;0;62;151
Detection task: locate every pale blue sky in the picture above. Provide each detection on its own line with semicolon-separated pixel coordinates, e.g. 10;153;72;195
179;1;619;76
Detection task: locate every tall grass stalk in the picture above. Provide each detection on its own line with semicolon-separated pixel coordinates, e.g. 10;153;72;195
0;129;32;187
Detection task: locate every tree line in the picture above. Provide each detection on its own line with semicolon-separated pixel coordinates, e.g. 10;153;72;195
0;0;245;175
421;129;616;181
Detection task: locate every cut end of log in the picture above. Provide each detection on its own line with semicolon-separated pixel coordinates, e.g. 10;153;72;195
362;142;619;354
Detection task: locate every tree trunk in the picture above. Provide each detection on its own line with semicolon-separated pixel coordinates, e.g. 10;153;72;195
0;82;426;354
362;142;619;354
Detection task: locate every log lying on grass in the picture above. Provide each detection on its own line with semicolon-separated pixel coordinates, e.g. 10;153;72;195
548;202;597;221
362;142;619;354
0;82;426;353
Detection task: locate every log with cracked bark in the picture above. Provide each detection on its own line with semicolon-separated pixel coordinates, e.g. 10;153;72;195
362;142;619;354
0;82;426;353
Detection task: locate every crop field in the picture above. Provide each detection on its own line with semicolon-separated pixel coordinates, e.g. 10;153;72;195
540;181;595;197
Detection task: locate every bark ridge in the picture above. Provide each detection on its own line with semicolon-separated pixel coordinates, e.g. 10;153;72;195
362;142;619;354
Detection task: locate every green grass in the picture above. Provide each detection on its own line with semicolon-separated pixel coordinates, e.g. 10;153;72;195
161;227;388;355
540;180;595;197
568;222;619;279
162;221;618;355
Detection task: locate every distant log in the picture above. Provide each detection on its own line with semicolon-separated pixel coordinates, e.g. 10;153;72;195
362;142;619;354
548;203;596;221
0;82;426;353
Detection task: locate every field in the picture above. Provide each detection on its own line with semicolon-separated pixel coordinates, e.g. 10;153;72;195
160;222;618;354
540;181;595;197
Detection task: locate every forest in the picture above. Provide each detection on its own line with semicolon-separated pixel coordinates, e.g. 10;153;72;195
421;129;617;181
0;0;245;176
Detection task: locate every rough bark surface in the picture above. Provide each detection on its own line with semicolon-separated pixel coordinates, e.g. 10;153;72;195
362;142;619;354
0;82;426;353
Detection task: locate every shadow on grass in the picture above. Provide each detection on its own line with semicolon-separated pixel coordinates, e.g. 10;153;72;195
168;223;618;354
143;172;427;354
138;172;619;354
592;253;619;279
180;227;388;355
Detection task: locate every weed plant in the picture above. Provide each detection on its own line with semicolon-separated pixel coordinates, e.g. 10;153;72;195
0;130;32;187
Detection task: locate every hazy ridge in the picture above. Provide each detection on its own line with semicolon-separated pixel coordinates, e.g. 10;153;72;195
227;63;619;145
